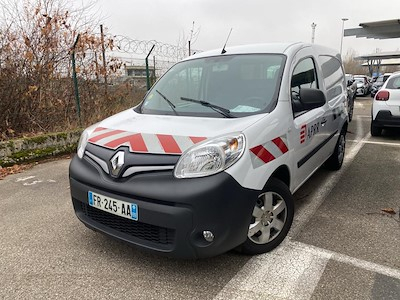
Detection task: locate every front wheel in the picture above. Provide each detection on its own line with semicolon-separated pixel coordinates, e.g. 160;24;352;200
239;178;294;255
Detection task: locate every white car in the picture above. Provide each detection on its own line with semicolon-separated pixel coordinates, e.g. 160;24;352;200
371;72;400;136
70;42;348;258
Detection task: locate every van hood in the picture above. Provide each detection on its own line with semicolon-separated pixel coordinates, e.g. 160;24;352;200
87;109;266;155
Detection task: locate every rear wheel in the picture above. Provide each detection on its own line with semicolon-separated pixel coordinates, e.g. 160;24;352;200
371;122;382;136
239;178;294;255
348;99;354;122
325;129;346;170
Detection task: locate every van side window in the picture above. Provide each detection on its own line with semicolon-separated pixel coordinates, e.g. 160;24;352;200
291;58;318;113
319;55;344;101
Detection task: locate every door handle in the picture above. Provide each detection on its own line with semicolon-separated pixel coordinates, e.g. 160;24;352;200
321;118;327;126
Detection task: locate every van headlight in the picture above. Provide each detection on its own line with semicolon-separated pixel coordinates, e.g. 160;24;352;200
77;124;99;159
174;133;245;178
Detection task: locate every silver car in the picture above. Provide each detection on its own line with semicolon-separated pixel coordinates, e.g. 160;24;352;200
354;75;370;96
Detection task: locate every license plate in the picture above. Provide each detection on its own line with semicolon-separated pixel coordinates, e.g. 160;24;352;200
88;191;138;221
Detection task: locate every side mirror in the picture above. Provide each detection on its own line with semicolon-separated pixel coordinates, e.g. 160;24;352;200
294;88;326;112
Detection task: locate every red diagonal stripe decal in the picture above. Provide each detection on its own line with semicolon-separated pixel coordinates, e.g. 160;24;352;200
104;133;148;152
157;134;182;154
250;145;275;164
89;129;125;143
189;136;207;144
272;137;288;154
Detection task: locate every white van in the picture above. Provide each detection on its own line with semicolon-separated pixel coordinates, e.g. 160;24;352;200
69;42;348;258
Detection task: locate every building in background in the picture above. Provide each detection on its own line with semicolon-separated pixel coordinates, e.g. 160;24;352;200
124;65;156;88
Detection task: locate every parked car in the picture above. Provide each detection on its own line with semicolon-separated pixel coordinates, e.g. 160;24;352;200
345;74;356;121
371;73;392;98
70;42;348;258
367;76;373;86
371;72;400;136
354;75;370;96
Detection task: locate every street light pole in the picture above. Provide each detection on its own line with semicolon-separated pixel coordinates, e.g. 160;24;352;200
340;18;349;55
311;23;317;44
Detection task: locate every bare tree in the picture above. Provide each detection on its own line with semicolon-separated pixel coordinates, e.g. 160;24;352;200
343;49;366;75
0;0;130;139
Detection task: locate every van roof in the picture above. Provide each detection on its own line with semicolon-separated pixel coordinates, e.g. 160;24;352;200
186;42;340;60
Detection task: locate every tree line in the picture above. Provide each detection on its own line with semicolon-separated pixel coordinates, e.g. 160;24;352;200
0;0;144;140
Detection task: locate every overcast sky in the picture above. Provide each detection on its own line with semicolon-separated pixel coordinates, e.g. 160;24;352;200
89;0;400;58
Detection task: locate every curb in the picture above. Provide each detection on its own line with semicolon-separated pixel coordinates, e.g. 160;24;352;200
0;130;82;167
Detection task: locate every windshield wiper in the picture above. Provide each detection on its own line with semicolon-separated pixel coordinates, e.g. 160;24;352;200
156;90;178;115
180;97;234;118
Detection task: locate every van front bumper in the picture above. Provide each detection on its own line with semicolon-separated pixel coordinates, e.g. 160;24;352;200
69;155;259;259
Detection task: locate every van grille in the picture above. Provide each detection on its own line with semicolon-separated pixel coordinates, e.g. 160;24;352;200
79;201;175;245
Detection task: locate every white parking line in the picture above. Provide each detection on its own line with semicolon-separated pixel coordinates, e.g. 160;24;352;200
215;237;400;300
23;180;43;186
361;140;400;147
348;139;400;147
291;241;400;280
214;241;331;300
15;176;36;182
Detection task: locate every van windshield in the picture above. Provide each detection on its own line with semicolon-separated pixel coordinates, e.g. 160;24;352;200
140;54;286;118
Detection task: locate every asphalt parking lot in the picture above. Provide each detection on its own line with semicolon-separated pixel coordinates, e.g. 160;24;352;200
1;96;399;300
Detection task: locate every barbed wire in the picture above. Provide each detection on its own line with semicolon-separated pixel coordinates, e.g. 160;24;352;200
111;36;184;60
73;34;202;79
109;35;201;61
103;35;202;76
110;55;177;77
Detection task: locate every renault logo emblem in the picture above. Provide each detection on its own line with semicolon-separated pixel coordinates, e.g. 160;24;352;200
110;151;125;176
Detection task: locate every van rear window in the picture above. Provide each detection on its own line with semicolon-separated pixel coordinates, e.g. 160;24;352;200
319;55;345;101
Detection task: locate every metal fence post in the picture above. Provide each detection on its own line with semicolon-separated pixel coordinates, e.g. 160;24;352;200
146;45;155;91
71;34;81;125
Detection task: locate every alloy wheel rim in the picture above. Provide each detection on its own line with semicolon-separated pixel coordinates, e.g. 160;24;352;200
248;191;287;245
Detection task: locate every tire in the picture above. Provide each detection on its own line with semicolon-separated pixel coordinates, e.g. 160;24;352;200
348;100;354;122
239;178;294;255
371;122;382;136
325;129;346;170
348;105;353;122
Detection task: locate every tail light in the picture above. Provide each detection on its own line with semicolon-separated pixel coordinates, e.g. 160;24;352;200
375;90;390;101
